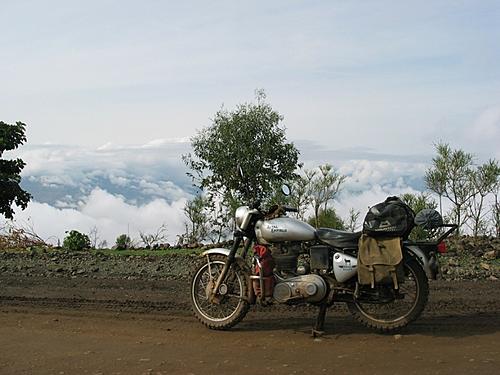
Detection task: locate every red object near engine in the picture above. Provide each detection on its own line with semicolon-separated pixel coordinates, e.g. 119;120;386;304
252;244;275;297
253;244;275;276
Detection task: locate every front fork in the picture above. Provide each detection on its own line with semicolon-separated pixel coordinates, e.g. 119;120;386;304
208;233;252;302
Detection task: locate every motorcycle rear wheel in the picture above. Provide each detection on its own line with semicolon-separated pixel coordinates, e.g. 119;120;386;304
347;258;429;332
190;254;250;330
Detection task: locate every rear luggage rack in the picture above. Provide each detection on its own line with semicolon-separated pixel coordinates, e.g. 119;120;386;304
405;224;458;246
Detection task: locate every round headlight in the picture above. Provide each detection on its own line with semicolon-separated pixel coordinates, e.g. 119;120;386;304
235;206;249;229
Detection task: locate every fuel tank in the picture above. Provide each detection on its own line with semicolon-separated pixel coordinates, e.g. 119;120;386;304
255;217;317;244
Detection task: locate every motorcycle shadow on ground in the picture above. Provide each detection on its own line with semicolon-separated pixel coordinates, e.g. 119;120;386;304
235;310;500;339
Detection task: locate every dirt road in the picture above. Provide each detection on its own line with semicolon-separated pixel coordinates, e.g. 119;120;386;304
1;276;499;375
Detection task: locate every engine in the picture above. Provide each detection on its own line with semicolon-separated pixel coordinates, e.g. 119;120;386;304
271;242;302;275
267;243;327;303
252;243;357;304
273;274;327;303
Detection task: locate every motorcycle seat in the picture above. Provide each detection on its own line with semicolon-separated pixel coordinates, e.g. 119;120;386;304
316;228;362;248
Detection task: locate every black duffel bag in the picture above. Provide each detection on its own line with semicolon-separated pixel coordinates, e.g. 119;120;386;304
363;196;415;239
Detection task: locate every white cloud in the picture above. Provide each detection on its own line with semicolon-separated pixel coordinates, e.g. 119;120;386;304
108;174;129;187
141;137;191;148
473;105;500;138
336;184;422;226
339;160;427;192
1;140;473;242
468;105;500;159
4;143;193;208
6;188;187;246
39;174;77;188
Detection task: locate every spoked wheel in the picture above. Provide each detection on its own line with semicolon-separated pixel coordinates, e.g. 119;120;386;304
348;258;429;332
190;254;250;330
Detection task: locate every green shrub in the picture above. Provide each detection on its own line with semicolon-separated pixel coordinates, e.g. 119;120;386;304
115;234;132;250
63;230;91;251
308;208;345;229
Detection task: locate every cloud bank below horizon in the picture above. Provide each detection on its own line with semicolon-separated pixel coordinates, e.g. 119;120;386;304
1;141;440;245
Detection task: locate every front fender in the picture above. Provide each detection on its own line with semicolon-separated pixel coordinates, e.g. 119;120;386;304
201;248;232;258
200;248;255;303
201;248;249;270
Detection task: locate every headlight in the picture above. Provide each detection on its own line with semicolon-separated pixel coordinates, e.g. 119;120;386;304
235;206;250;229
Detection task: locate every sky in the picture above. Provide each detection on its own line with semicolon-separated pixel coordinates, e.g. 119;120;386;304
1;0;499;244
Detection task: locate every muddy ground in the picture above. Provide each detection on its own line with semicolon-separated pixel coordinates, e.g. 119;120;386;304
1;272;499;375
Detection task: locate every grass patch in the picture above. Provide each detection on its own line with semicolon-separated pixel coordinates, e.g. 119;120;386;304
0;247;205;256
92;248;204;256
490;258;500;266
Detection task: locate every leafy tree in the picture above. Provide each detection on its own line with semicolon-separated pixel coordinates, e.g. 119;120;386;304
183;90;300;207
63;230;91;251
400;192;438;214
425;143;475;233
0;121;31;219
115;234;132;250
308;208;345;229
493;187;500;237
306;164;346;228
425;143;500;236
182;195;209;244
287;173;312;221
205;199;233;244
466;159;500;236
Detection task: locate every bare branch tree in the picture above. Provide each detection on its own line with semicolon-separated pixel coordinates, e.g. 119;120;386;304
88;225;100;249
345;208;361;232
0;217;49;249
139;224;168;248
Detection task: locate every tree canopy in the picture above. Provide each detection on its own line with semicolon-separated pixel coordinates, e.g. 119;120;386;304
425;142;475;231
183;91;300;206
425;142;500;235
0;121;31;219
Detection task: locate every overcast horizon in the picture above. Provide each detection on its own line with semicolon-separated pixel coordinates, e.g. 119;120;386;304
2;1;499;244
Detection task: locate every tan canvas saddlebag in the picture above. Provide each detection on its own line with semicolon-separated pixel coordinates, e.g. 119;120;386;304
357;234;404;289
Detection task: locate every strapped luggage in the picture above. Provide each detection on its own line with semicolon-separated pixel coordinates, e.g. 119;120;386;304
363;196;415;239
357;234;405;289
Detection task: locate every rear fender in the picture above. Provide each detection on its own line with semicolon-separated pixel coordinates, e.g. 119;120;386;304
404;245;438;280
201;248;255;303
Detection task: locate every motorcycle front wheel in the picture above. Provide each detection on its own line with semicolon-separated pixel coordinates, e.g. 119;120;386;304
190;254;250;330
347;258;429;332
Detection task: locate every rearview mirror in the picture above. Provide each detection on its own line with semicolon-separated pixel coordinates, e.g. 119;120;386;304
281;184;291;196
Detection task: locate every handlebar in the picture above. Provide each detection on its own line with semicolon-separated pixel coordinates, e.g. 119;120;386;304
263;204;299;218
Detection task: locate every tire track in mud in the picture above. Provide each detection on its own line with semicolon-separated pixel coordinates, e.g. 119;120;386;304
0;295;191;314
1;275;499;321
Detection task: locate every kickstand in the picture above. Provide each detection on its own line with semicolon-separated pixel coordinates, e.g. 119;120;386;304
312;304;328;338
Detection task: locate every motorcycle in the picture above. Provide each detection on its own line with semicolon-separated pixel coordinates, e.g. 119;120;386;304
189;185;457;335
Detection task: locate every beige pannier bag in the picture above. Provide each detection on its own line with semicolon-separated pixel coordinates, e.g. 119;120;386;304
357;234;404;289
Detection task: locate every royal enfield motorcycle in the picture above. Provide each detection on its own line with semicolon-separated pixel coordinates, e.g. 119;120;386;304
189;187;456;335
